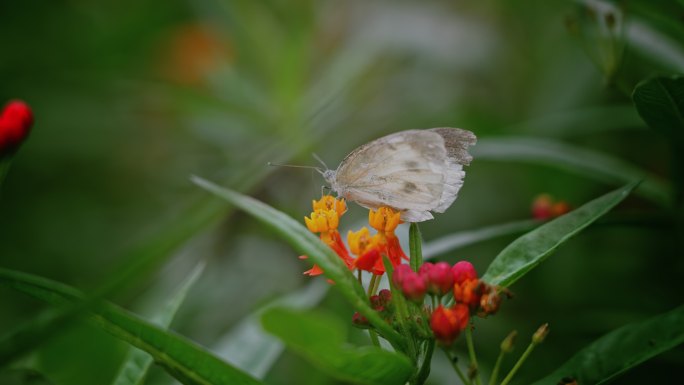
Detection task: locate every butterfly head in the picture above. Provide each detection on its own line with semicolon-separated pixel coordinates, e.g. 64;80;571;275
322;169;337;188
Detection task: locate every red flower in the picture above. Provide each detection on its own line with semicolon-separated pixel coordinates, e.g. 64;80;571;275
0;100;33;157
430;304;470;345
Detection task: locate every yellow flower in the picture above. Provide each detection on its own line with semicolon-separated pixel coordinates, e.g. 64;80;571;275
304;209;339;233
368;207;403;233
312;195;347;218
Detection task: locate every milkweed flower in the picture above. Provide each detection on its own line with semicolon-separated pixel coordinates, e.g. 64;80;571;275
430;304;470;346
302;195;354;276
0;100;33;158
352;207;408;275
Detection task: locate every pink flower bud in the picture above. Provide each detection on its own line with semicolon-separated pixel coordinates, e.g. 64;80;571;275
0;100;33;157
452;261;477;285
393;264;426;303
421;262;454;296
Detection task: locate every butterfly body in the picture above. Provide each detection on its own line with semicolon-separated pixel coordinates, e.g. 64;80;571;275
324;127;476;222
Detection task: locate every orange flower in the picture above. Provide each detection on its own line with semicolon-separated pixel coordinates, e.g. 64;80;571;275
368;207;402;234
304;209;339;233
349;207;408;275
313;195;347;218
302;195;353;276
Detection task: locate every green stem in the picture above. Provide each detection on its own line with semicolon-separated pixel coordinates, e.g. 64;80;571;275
413;339;435;385
367;274;379;297
369;329;381;347
488;349;505;385
409;223;423;272
357;270;363;285
499;342;537;385
445;349;472;385
465;324;482;385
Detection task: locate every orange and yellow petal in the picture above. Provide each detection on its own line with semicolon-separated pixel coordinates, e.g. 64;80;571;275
328;231;354;269
386;234;409;264
354;248;382;273
304;209;339;233
347;227;373;256
313;195;347;218
369;207;403;233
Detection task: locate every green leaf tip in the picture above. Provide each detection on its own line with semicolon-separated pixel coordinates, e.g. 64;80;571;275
482;181;638;287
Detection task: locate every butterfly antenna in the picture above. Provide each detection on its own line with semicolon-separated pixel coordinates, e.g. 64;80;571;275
267;162;322;173
312;153;329;171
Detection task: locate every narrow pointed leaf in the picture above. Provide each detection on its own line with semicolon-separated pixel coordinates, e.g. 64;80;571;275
532;304;684;385
0;268;263;385
191;176;405;347
473;137;669;206
482;182;637;287
111;263;205;385
262;307;413;385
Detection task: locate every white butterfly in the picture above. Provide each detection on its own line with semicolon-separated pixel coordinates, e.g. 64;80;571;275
322;127;476;222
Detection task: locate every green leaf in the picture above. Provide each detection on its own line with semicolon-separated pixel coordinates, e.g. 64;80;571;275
482;182;637;287
532;304;684;385
633;75;684;142
261;307;413;385
408;223;423;272
191;176;405;349
473;137;670;206
0;268;263;385
111;263;205;385
423;219;539;259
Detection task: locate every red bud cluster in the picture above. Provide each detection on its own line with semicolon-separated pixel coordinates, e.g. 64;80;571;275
392;260;506;345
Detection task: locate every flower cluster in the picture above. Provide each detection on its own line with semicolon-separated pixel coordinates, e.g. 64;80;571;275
0;100;33;158
303;195;407;277
531;194;571;220
393;261;502;345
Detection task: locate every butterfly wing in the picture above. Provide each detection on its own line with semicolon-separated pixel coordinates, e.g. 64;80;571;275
332;128;476;222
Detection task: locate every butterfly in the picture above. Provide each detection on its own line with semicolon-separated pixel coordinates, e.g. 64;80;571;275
322;127;476;222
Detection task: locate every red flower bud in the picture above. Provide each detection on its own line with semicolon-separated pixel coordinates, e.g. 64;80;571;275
393;264;426;303
420;262;454;296
531;194;553;220
351;312;369;328
378;289;392;304
0;100;33;157
451;261;478;285
430;304;469;345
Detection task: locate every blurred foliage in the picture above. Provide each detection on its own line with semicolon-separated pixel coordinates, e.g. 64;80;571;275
1;0;683;384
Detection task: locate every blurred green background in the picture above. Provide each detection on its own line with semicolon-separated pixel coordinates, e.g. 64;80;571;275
1;0;682;384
